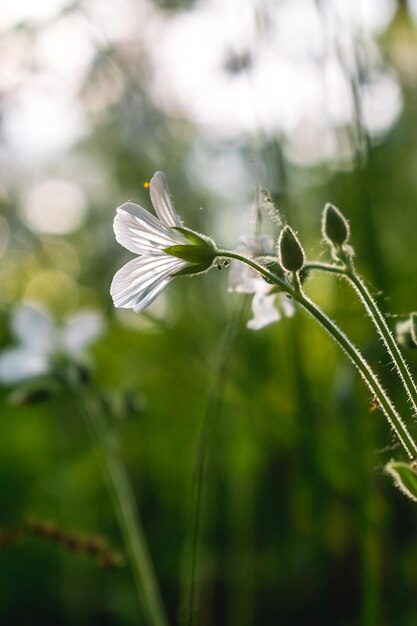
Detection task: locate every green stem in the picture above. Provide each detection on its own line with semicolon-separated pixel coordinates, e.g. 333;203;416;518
304;261;346;276
79;393;169;626
216;249;296;296
297;293;417;458
218;251;417;458
305;261;417;422
347;269;417;417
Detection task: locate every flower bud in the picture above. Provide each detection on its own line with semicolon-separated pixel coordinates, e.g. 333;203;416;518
322;203;350;246
278;226;305;273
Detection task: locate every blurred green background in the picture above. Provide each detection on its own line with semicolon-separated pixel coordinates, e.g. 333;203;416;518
2;0;417;624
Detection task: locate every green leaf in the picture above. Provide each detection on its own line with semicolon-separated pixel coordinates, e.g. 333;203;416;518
385;460;417;502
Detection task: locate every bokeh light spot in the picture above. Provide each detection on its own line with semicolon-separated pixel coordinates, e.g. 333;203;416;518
23;179;88;235
24;270;79;314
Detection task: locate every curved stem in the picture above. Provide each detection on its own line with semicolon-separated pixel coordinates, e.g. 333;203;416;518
297;293;417;458
346;269;417;417
218;251;417;458
216;249;296;296
305;261;417;421
304;262;346;276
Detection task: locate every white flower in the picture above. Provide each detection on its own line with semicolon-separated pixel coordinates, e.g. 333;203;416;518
228;235;295;330
111;171;215;313
0;304;104;384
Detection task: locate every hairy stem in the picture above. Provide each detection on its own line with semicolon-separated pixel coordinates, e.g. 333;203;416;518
218;251;417;458
298;292;417;458
305;261;417;422
215;249;296;296
346;269;417;418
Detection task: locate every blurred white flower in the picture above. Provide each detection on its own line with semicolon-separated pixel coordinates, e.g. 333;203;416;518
111;171;215;313
228;235;295;330
0;304;104;384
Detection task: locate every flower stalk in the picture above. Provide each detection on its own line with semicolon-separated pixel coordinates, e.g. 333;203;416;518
319;202;417;423
305;260;417;424
297;291;417;458
217;249;417;459
345;268;417;417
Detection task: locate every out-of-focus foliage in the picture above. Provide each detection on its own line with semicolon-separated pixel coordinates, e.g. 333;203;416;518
2;1;417;625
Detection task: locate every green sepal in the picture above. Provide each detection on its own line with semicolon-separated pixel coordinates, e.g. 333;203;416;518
262;258;286;280
173;262;214;277
261;257;290;288
163;244;215;266
173;227;214;250
385;460;417;502
164;228;215;272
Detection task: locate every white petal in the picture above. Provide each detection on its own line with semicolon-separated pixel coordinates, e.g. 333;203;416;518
280;294;296;318
114;202;186;255
228;261;260;293
61;311;104;355
11;304;55;352
247;283;280;331
228;236;275;294
133;278;172;313
111;254;188;312
0;348;49;384
150;171;182;228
